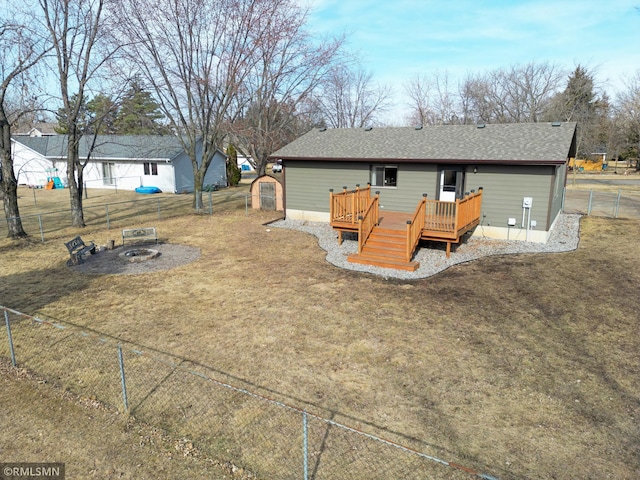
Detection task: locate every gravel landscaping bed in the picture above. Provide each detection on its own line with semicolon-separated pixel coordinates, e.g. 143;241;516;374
271;213;582;280
70;243;201;275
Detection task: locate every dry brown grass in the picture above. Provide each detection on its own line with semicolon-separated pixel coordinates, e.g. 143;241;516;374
565;170;640;192
0;363;254;479
1;185;639;479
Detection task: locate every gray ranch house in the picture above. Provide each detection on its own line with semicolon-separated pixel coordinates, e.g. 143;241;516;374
270;122;577;270
12;135;227;194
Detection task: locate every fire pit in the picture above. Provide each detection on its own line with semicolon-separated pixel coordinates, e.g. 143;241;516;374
118;248;160;263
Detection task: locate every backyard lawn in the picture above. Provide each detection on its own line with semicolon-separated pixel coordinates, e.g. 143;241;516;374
1;185;639;479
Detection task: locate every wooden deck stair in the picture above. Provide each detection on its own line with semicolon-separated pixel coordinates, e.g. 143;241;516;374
331;187;483;271
347;226;419;271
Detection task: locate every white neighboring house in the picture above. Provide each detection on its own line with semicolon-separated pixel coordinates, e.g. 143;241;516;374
11;135;227;193
236;154;255;173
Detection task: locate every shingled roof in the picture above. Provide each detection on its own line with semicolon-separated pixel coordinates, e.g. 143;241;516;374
14;135;194;161
270;122;577;165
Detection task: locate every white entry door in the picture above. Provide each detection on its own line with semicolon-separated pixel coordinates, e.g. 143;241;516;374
439;170;458;202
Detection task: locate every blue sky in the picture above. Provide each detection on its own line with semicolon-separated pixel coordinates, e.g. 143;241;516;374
304;0;640;121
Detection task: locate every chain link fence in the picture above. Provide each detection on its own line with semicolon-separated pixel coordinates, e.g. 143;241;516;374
1;306;497;480
1;190;253;242
564;189;640;219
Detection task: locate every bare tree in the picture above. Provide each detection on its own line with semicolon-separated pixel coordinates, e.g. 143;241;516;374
111;0;267;207
38;0;114;227
1;8;50;238
460;62;564;124
314;62;393;129
615;70;640;166
229;0;343;175
404;74;434;126
405;71;460;125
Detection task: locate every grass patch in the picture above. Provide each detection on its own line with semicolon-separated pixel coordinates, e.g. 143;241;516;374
1;186;639;478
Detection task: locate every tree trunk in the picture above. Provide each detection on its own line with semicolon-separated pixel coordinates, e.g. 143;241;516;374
0;113;27;238
67;129;85;227
192;169;204;211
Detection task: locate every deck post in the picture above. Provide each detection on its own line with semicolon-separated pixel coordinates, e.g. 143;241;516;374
406;220;412;263
357;215;364;254
329;189;334;223
454;197;460;235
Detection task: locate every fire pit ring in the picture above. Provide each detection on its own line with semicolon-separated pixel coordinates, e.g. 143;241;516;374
118;248;160;263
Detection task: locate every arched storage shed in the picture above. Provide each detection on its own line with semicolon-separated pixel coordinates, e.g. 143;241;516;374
250;174;284;211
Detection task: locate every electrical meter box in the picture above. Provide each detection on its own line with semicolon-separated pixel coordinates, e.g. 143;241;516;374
508;218;516;226
523;197;533;208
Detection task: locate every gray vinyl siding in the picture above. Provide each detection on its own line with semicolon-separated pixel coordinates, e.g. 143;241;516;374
549;163;567;224
286;160;560;231
470;165;555;230
377;163;438;213
285;161;368;212
285;161;439;213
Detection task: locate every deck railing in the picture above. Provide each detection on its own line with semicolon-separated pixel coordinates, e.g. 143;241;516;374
330;185;372;226
424;188;483;237
357;195;380;254
455;188;483;234
406;194;427;262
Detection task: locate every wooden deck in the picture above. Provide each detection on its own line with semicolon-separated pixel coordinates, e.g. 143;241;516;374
330;187;483;270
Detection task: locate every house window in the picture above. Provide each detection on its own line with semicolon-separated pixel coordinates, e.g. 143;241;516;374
371;165;397;187
143;162;158;175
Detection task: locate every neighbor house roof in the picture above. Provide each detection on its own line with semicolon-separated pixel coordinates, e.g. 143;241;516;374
14;135;197;161
270;122;577;165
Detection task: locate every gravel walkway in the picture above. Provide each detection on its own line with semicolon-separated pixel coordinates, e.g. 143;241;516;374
271;213;582;280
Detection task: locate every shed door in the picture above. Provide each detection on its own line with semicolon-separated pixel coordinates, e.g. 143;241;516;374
260;182;276;210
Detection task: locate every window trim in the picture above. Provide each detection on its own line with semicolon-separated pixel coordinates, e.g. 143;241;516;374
143;161;159;176
370;164;398;188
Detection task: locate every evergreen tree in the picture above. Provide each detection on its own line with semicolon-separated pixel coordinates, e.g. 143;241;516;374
87;94;118;134
544;66;609;158
114;81;166;134
226;144;242;187
55;93;118;135
54;94;91;134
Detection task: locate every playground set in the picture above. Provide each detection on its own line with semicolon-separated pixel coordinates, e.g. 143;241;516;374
45;168;64;189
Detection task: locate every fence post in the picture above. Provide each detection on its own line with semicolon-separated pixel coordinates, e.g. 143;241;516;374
105;205;111;229
208;191;213;215
587;190;593;215
303;410;309;480
614;189;621;218
4;310;16;367
37;214;45;243
245;194;250;216
117;344;129;412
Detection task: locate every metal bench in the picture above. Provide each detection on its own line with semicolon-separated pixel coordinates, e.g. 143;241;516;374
65;236;96;266
122;227;158;246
